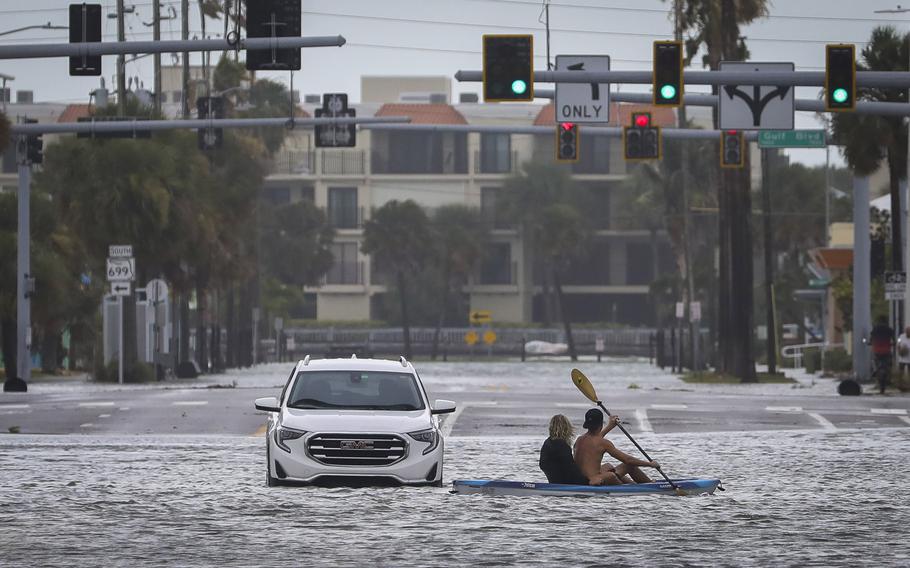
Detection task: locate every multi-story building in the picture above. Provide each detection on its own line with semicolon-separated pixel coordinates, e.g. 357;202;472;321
263;76;677;326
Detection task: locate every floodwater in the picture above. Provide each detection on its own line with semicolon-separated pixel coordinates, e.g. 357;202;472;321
2;428;908;566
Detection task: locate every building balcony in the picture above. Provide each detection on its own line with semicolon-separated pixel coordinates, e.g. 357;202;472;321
322;149;366;176
328;206;365;230
323;261;364;286
474;150;519;175
270;149;315;176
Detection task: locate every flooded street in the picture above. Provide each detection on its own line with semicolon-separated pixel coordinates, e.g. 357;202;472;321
2;427;908;566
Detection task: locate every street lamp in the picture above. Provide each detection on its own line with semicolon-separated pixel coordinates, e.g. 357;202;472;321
0;22;67;38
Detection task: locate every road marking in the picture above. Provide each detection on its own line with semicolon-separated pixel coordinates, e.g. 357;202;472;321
650;404;688;410
901;417;910;427
808;412;837;431
79;423;93;428
0;404;30;409
440;403;467;438
464;401;498;407
253;424;267;437
555;402;591;408
98;414;110;419
766;406;803;412
78;402;114;407
172;401;208;406
635;408;653;434
119;407;130;411
870;408;908;415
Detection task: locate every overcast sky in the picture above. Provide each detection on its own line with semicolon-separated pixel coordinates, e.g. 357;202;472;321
2;0;909;166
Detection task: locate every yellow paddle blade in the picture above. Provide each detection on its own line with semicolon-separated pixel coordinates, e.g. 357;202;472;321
571;368;599;403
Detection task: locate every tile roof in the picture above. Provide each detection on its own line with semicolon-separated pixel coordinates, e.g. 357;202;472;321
375;103;467;125
533;102;676;127
812;248;853;271
57;104;93;123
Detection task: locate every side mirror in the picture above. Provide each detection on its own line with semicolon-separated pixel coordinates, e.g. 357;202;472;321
254;396;280;413
431;399;457;415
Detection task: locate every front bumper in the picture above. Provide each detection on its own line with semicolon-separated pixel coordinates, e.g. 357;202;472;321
268;431;444;485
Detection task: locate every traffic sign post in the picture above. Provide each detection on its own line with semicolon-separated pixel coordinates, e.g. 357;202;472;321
110;281;131;296
469;310;492;324
106;257;136;281
555;55;610;124
106;244;134;385
885;271;906;301
719;62;795;131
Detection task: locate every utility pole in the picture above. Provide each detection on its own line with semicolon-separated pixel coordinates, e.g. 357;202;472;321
675;0;699;371
762;148;777;374
153;0;161;115
12;134;31;392
182;0;189;119
117;0;126;115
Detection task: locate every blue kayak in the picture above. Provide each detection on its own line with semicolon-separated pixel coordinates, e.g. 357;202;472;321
452;478;723;497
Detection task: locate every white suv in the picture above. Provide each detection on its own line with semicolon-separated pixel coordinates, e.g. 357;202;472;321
254;356;456;487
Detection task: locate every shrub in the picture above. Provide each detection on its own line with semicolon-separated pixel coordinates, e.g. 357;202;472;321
94;360;156;382
823;348;852;373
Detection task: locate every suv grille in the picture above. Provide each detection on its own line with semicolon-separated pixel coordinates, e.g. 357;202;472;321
306;433;408;466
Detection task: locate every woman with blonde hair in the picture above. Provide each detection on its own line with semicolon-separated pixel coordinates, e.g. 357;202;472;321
538;414;588;485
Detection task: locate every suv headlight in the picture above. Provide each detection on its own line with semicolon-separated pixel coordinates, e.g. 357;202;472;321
275;426;307;453
407;428;439;455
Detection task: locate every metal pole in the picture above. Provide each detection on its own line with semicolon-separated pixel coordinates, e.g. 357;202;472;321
181;0;189;119
153;0;161;115
825;145;831;246
117;0;126;115
16;138;31;388
762;148;777;374
853;175;872;382
118;295;124;384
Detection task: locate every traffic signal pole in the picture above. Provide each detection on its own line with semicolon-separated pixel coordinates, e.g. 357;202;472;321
8;136;31;391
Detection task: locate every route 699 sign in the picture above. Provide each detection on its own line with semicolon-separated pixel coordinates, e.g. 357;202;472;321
106;257;136;281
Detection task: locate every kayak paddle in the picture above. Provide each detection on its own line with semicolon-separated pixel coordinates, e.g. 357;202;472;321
571;368;687;496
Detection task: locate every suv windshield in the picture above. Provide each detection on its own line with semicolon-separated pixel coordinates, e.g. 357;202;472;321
287;370;425;411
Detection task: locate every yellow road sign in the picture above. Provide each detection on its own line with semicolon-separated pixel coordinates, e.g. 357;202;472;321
483;330;497;345
464;330;479;345
469;310;492;324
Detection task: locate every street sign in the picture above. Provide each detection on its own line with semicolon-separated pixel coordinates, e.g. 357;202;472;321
595;335;605;353
110;281;131;296
146;279;169;303
464;330;479;345
482;330;497;345
555;55;611;124
469;310;493;324
315;93;356;148
69;3;102;76
675;302;685;319
758;130;826;148
690;301;702;322
885;271;906;300
719;62;794;131
246;0;302;71
106;257;135;282
274;317;284;332
108;244;132;258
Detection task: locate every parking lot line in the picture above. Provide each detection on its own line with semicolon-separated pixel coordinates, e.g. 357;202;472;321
650;404;688;410
440;404;467;438
635;408;653;433
766;406;803;412
78;402;115;407
870;408;908;415
808;412;837;431
172;401;208;406
79;423;93;428
0;404;30;409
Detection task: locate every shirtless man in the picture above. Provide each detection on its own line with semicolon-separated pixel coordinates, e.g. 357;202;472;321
574;408;660;485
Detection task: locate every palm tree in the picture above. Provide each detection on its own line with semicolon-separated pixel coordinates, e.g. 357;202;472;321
429;205;487;359
501;163;590;360
362;200;433;359
831;27;908;278
671;0;770;381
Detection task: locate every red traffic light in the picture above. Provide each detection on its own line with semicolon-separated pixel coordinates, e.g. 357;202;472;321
726;130;738;135
634;114;650;128
561;122;575;131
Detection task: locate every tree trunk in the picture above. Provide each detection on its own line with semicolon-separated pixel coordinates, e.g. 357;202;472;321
40;328;59;373
238;279;253;367
552;269;577;361
226;284;236;368
196;284;207;372
431;262;452;361
179;295;190;363
397;270;412;359
1;317;17;381
211;289;222;372
730;167;757;382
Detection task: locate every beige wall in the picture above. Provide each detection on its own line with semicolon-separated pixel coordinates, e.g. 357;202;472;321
361;76;451;104
317;293;370;321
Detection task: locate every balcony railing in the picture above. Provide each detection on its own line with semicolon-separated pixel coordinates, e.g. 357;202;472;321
322;150;366;176
328;206;365;229
270;149;315;175
474;150;518;174
324;261;364;285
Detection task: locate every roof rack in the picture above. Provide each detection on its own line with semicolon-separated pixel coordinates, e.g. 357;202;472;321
399;355;408;368
303;355;310;366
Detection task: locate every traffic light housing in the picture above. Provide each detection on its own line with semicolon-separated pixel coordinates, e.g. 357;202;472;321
555;122;579;162
623;112;660;161
653;40;683;106
720;130;744;168
826;44;856;111
24;118;43;165
197;96;224;151
246;0;302;71
69;3;102;76
483;35;534;102
315;93;357;148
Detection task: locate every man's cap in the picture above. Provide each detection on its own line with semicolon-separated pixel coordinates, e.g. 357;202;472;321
583;408;604;429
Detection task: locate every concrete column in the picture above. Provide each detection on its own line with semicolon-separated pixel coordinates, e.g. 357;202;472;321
16;145;31;385
853;175;871;381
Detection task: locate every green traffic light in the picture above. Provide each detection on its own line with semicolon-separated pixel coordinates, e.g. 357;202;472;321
511;79;528;95
832;87;849;104
660;84;677;100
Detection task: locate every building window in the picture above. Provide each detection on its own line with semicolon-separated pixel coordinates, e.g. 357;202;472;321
480;243;513;284
583;183;612;230
479;133;511;173
326;242;361;284
263;186;291;206
573;135;611;174
328;187;359;228
372;131;468;174
626;242;653;285
299;186;315;202
562;239;611;285
481;187;512;229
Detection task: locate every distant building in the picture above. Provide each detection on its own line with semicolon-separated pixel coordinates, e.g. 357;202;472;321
261;76;680;325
